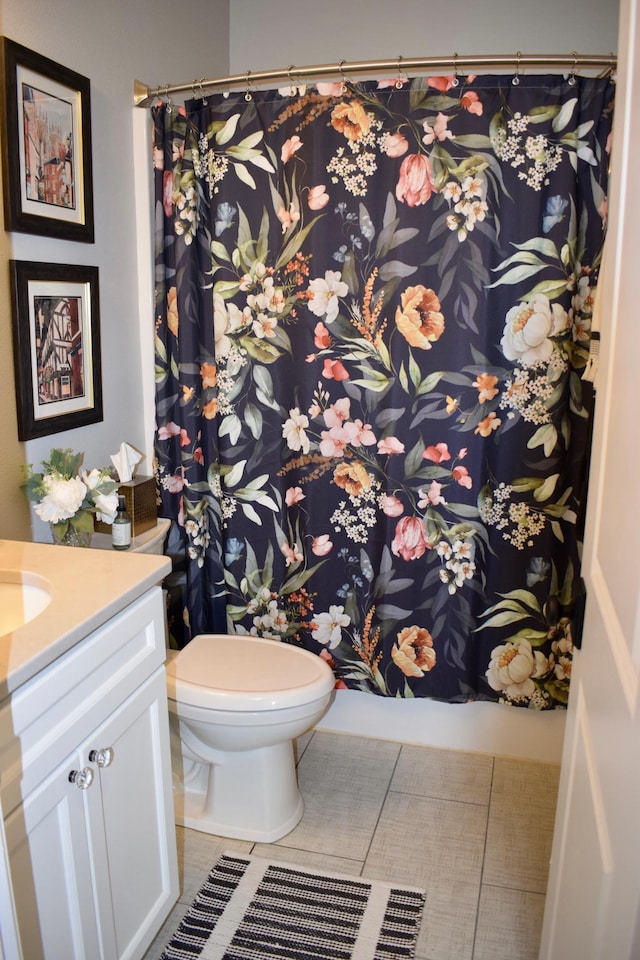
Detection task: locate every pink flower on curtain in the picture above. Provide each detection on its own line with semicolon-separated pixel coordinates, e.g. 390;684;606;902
452;465;473;488
314;322;331;348
461;90;483;115
286;486;305;506
377;77;409;89
319;427;349;458
308;185;330;210
165;473;184;494
277;203;300;232
423;442;451;463
312;534;333;556
162;170;173;216
316;81;344;97
381;495;404;517
395;154;437;207
282;542;303;566
342;419;376;446
391;516;430;561
281;135;303;163
377;437;405;455
383;133;409;157
157;420;182;440
323;398;351;427
422;113;453;145
322;358;349;380
418;482;447;507
427;75;457;92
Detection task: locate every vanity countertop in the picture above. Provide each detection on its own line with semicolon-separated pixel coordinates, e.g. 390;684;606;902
0;538;171;697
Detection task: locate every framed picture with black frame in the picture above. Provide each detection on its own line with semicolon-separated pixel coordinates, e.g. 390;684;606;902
0;37;94;242
10;260;103;440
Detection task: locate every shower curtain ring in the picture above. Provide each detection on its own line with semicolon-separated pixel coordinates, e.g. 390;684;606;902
244;70;254;102
338;60;348;94
164;85;174;113
512;51;522;85
196;77;208;104
286;65;298;97
451;53;460;87
395;55;406;89
568;51;578;85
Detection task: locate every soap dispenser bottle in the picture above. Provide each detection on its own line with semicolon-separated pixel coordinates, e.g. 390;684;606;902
111;494;131;551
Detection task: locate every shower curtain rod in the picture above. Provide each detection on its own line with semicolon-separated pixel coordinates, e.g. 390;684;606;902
132;51;617;106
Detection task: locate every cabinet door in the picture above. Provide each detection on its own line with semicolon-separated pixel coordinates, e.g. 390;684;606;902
4;750;101;960
84;669;178;960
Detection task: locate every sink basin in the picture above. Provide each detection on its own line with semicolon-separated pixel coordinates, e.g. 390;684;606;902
0;571;52;636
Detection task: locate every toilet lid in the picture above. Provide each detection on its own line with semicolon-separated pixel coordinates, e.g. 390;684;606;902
165;633;334;710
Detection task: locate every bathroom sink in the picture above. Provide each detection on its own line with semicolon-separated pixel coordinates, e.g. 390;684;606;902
0;571;52;636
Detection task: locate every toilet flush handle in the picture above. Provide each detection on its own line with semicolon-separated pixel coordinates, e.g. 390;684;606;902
89;747;115;768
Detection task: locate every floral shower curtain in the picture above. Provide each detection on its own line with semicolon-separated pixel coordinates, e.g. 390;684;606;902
152;71;614;709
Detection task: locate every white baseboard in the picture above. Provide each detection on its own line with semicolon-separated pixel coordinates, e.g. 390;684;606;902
317;689;565;763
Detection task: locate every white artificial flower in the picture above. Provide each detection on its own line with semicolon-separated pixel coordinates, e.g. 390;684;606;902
81;468;103;490
93;491;119;524
34;475;87;524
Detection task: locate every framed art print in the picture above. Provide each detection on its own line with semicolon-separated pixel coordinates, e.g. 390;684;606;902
0;38;94;241
10;261;103;440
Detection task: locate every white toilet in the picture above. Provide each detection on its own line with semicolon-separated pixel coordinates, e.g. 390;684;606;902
165;633;335;842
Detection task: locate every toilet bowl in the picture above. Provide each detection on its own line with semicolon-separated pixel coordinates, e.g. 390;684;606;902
165;633;335;842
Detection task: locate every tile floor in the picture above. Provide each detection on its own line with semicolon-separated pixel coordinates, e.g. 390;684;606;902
143;730;560;960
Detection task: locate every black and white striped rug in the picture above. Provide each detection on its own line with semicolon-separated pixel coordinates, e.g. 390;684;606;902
160;853;425;960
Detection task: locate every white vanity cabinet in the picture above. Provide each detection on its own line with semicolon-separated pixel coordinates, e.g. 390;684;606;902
0;586;178;960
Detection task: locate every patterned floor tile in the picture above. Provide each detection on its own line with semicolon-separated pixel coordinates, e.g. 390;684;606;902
363;790;489;960
392;743;494;805
483;757;560;893
473;884;546;960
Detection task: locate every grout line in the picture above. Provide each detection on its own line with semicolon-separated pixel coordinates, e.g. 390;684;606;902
357;740;403;874
470;753;496;959
480;879;549;896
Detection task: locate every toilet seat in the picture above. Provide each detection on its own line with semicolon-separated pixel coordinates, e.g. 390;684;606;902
166;633;334;711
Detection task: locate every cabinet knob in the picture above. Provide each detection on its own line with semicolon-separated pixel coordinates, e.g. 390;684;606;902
68;767;94;790
89;747;114;768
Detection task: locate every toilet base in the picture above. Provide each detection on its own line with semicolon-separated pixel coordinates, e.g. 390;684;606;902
171;737;305;842
174;788;304;842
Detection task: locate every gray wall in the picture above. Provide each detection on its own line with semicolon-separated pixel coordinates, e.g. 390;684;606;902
229;0;618;74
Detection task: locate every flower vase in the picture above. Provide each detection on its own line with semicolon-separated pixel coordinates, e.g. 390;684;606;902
50;524;93;548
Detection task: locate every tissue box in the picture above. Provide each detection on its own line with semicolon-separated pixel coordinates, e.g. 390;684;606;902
94;475;158;538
